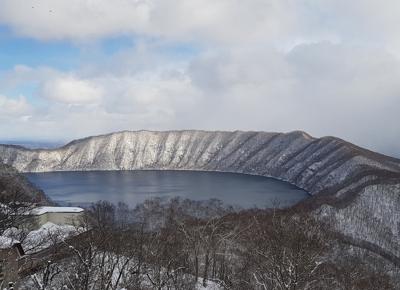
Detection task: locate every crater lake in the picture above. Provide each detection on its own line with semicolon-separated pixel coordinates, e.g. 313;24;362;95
25;170;309;208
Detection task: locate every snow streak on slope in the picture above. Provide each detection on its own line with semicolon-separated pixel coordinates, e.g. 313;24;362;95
0;130;398;199
1;130;400;262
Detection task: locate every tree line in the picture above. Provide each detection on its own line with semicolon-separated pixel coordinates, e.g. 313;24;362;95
16;197;398;290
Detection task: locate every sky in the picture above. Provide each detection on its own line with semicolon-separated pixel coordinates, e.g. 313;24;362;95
0;0;399;157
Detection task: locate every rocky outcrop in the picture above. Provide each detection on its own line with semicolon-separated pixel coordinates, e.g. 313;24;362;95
0;130;399;259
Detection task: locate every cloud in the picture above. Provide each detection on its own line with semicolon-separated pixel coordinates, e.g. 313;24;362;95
0;58;200;140
185;42;400;155
2;40;400;156
41;76;103;104
3;41;400;155
0;0;150;41
0;0;302;45
1;0;400;51
308;1;400;49
0;94;32;118
1;1;400;156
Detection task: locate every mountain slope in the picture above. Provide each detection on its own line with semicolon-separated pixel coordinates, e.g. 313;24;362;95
0;130;399;258
0;130;398;198
0;161;49;204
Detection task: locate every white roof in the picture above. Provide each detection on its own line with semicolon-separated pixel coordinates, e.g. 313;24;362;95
30;206;84;215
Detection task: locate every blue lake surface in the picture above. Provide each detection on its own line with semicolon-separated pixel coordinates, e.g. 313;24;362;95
25;170;309;209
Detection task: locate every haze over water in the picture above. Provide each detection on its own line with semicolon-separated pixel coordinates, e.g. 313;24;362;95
26;170;309;208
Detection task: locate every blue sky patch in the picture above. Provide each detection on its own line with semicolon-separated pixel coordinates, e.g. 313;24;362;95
0;25;80;71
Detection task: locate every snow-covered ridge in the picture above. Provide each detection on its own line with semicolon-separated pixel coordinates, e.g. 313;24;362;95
0;130;399;260
0;130;399;202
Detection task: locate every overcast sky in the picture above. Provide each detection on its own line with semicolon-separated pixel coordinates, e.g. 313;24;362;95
0;0;399;156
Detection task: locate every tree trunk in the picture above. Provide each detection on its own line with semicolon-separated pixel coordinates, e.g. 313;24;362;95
203;251;210;287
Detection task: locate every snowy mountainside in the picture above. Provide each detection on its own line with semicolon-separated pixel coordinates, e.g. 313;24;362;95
0;130;399;260
0;130;398;201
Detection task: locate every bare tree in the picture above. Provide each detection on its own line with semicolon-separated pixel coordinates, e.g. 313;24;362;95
244;212;331;290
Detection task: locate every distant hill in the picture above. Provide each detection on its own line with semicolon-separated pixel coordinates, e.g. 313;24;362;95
0;140;64;150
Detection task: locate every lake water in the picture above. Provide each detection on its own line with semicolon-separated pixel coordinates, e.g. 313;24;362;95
25;170;309;209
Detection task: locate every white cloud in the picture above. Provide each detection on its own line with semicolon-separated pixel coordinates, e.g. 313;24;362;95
0;65;61;92
2;42;400;154
2;41;400;155
0;58;200;140
41;76;103;104
1;0;400;51
0;0;302;45
0;95;32;118
99;74;198;115
185;42;400;154
0;0;150;41
1;1;400;156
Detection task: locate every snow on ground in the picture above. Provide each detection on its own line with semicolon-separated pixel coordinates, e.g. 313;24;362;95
118;279;222;290
22;222;78;253
195;279;222;289
0;235;19;248
2;222;77;253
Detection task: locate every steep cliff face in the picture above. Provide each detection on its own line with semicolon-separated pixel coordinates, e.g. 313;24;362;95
0;130;399;199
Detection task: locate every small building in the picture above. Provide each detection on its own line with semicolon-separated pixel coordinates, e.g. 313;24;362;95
30;206;84;228
0;236;24;287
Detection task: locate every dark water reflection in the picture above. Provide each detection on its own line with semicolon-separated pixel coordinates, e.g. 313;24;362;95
25;170;309;209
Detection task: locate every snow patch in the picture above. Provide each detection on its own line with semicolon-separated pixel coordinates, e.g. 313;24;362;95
0;236;19;249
